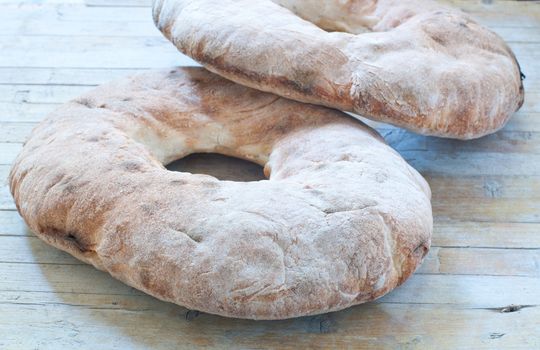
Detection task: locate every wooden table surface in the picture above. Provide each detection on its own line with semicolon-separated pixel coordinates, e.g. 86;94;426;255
1;0;539;349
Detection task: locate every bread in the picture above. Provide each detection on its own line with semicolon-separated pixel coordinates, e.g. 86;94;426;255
153;0;525;139
9;68;432;319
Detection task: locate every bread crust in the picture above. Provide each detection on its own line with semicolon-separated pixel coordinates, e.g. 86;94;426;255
153;0;525;139
9;68;432;319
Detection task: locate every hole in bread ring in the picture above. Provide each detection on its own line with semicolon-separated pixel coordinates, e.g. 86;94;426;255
9;67;432;320
167;153;266;182
153;0;524;139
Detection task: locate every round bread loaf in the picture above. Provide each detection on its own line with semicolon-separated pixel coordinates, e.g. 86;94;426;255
9;68;432;319
153;0;525;139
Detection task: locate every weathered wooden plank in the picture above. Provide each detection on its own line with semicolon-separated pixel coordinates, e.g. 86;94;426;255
504;109;540;131
0;122;36;143
0;0;83;3
80;0;540;22
427;175;540;200
5;101;539;136
0;290;161;312
4;116;540;156
2;173;539;203
403;151;540;176
418;247;540;277
433;198;540;223
2;235;537;277
3;156;540;224
0;83;538;111
0;67;146;85
2;0;539;28
447;0;540;27
382;129;540;154
3;207;540;250
379;274;540;307
2;4;540;44
3;194;540;224
4;209;539;250
0;94;537;150
0;7;159;37
1;164;14;213
0;262;141;295
0;59;530;90
0;102;57;123
429;176;540;221
0;143;21;165
425;131;540;154
2;3;148;22
0;185;14;210
3;125;540;223
0;34;536;70
0;36;196;68
0;84;93;103
0;164;9;180
486;26;540;43
85;0;149;6
0;260;538;307
3;174;540;222
0;211;30;237
360;109;540;133
0;302;538;349
433;221;540;249
0;236;84;265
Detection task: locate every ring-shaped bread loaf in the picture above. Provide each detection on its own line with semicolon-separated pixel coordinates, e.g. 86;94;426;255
153;0;525;139
10;68;432;319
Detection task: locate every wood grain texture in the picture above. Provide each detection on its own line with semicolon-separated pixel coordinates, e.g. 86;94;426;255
0;0;539;348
